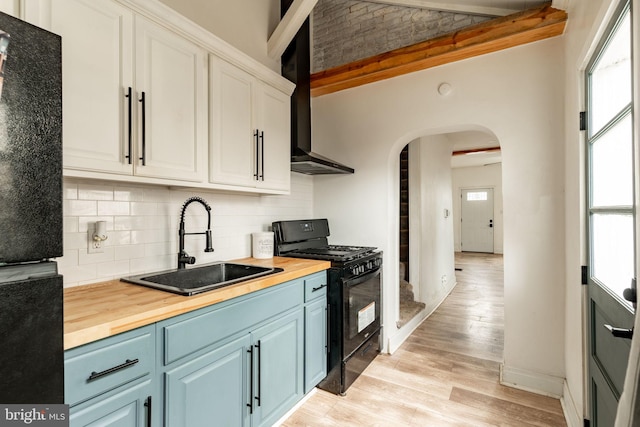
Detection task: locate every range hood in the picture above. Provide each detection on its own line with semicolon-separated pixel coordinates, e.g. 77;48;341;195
281;7;354;175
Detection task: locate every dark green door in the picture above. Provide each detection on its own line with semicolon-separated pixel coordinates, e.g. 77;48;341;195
586;2;636;425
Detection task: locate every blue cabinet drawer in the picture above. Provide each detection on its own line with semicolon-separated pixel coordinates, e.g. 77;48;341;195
304;272;327;302
65;325;154;407
161;278;303;365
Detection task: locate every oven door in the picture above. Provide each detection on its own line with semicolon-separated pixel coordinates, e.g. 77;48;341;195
342;266;381;358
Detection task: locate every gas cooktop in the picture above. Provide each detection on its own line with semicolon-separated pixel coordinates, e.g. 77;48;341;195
286;245;377;262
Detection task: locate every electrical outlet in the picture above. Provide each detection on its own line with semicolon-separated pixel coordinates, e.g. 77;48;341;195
88;229;104;254
441;274;447;284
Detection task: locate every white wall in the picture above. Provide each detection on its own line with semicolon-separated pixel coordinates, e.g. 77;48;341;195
408;136;456;310
157;0;281;73
58;174;313;287
452;163;504;254
311;38;566;396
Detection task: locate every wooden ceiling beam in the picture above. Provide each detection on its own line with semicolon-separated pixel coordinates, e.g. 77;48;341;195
452;146;501;156
310;3;567;97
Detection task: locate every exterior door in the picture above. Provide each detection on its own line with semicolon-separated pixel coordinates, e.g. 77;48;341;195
461;188;494;253
586;2;636;425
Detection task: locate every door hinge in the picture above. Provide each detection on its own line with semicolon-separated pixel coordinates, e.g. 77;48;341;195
581;265;588;285
579;111;586;131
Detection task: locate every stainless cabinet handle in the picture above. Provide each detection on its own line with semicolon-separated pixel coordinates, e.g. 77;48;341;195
87;358;139;381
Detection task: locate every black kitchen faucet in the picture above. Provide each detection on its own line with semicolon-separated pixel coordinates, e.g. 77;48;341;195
178;196;214;269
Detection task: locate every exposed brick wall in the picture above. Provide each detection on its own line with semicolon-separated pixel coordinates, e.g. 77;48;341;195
312;0;491;72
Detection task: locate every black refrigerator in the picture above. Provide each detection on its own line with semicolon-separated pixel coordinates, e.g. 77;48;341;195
0;12;64;404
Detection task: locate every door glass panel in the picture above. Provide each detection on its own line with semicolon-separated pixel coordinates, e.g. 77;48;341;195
592;213;634;304
590;11;631;135
591;114;633;207
466;191;488;201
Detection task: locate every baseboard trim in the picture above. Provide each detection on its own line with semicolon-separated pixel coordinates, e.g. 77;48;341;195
560;380;583;427
500;364;564;398
273;388;317;426
387;308;428;354
387;281;457;354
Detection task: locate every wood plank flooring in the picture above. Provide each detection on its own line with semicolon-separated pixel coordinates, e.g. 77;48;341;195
281;252;567;426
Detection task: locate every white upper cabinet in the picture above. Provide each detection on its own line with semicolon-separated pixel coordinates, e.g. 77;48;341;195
0;0;19;17
48;0;134;175
209;56;290;193
133;15;207;182
29;0;292;192
43;0;206;183
256;82;291;192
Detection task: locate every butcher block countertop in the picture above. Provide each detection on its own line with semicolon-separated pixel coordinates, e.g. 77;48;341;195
63;257;330;350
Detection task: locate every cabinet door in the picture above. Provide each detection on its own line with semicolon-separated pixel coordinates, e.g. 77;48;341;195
134;15;207;182
208;56;257;187
256;83;291;192
48;0;134;175
251;309;303;427
165;334;251;427
0;0;19;16
69;379;152;427
304;298;327;393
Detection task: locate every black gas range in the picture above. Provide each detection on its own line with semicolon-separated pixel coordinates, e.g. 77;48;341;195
273;219;382;395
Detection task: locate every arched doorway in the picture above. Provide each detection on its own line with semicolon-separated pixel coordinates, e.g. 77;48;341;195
395;130;503;333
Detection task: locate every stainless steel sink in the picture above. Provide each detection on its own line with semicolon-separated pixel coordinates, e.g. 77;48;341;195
122;263;283;296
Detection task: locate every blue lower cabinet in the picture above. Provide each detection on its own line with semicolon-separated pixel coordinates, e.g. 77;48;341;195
304;297;327;393
69;377;153;426
65;326;155;427
250;309;304;427
165;334;251;427
164;309;304;427
66;272;326;426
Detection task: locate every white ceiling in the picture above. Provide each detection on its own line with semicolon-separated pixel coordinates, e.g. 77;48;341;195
367;0;553;16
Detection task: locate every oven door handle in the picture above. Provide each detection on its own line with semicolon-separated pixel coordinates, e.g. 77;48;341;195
344;266;382;287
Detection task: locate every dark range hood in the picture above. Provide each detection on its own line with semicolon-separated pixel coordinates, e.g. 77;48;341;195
281;4;354;175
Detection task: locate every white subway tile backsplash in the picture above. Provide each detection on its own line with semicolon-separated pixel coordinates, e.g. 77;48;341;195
114;187;144;202
64;217;79;233
105;230;132;246
63;264;98;284
96;260;131;279
78;247;115;265
130;202;160;216
114;244;146;261
78;183;115;201
98;201;130;216
64;183;78;200
65;200;97;216
64;232;90;251
60;175;314;287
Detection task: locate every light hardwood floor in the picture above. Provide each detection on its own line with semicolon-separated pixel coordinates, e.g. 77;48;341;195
282;252;567;427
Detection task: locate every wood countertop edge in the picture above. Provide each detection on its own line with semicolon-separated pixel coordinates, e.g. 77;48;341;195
64;257;331;350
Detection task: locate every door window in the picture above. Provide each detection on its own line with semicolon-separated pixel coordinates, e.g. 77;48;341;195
587;0;634;308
